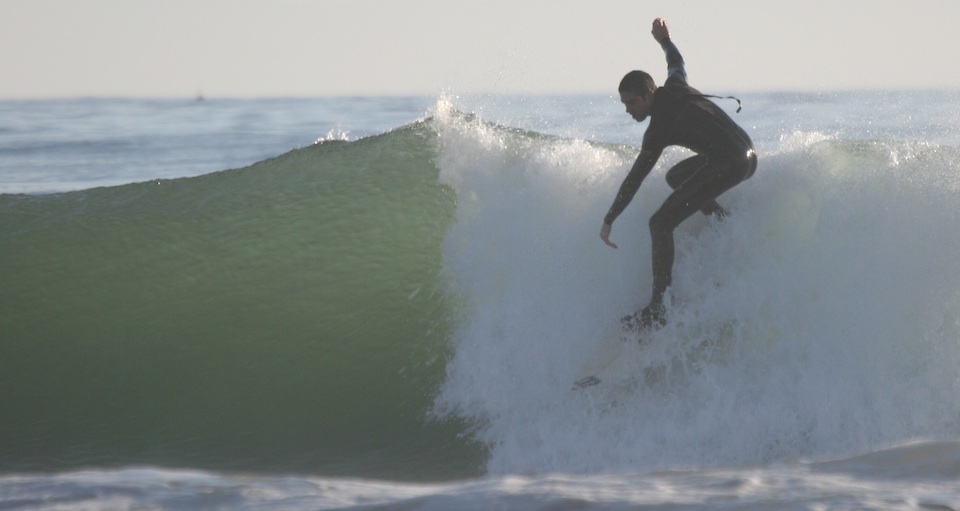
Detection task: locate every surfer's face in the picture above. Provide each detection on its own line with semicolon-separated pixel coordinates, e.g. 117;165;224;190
620;90;653;122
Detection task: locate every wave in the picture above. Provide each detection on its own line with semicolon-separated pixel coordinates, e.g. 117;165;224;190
3;98;960;480
0;118;479;479
3;439;959;509
430;99;960;474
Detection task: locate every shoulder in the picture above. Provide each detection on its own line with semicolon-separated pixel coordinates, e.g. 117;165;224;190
659;83;701;97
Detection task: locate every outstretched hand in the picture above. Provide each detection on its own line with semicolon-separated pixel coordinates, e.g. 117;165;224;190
600;223;618;249
651;18;670;43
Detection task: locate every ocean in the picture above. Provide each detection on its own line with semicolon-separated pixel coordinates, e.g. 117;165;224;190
2;90;960;510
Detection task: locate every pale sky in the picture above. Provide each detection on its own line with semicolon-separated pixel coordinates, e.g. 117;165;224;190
3;0;959;98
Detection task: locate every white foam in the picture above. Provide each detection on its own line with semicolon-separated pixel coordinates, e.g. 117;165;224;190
432;104;960;475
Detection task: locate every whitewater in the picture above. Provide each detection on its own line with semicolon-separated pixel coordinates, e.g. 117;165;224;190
2;91;960;509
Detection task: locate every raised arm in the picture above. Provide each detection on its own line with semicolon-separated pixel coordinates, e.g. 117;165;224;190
651;18;686;86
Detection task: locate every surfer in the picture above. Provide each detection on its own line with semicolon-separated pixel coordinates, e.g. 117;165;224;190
600;18;757;331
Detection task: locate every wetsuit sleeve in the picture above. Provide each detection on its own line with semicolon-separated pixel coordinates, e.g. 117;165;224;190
603;149;661;225
660;38;687;87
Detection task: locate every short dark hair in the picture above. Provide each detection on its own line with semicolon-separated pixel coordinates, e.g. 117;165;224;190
619;70;655;96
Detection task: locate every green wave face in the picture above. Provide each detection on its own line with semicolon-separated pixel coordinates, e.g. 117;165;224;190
0;121;484;479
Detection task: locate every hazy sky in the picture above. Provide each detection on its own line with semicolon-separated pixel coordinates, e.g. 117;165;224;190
3;0;959;98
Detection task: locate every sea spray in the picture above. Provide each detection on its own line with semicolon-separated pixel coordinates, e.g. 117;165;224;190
432;100;960;475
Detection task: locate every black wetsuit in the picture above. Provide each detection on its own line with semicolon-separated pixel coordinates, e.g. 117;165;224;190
604;37;757;321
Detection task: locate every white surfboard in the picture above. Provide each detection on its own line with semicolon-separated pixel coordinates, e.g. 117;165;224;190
572;331;637;389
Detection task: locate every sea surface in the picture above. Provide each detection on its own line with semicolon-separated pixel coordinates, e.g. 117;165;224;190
2;91;960;509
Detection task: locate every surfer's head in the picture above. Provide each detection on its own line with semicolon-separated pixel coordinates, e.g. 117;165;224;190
619;71;656;122
619;70;656;97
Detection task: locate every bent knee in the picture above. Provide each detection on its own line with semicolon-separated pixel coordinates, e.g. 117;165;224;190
649;209;678;235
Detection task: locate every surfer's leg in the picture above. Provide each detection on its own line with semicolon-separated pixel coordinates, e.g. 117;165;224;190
665;155;727;217
642;151;757;326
